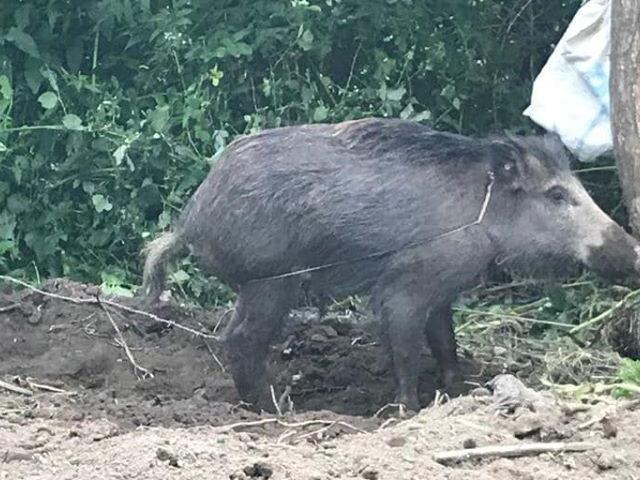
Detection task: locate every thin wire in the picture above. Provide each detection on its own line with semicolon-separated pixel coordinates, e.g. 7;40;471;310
248;171;496;284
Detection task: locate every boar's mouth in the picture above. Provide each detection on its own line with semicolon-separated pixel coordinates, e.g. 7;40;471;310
584;224;640;282
492;250;581;281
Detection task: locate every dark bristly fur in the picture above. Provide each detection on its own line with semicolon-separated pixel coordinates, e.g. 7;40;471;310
142;117;640;410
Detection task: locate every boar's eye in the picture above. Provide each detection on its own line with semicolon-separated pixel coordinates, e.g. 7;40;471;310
545;185;569;204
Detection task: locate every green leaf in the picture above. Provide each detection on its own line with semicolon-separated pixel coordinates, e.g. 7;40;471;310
92;194;113;213
0;142;7;153
7;194;29;213
100;272;134;298
298;29;314;51
400;103;414;120
386;86;406;101
170;269;190;284
62;114;83;130
37;91;58;110
0;211;16;240
148;105;170;132
113;145;128;165
313;105;328;122
0;75;12;100
413;110;432;122
6;27;40;58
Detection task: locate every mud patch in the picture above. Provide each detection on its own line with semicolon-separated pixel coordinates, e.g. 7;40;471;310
1;279;639;479
0;279;493;427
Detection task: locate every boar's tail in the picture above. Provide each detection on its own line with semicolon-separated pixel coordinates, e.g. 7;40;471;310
141;230;185;300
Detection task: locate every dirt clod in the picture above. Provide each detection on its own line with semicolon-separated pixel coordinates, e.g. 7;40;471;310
385;436;406;447
462;437;477;449
360;466;379;480
156;447;179;467
601;417;618;439
243;462;273;478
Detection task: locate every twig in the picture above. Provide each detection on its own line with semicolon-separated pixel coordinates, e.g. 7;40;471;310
0;304;19;313
203;339;226;372
343;41;362;94
0;275;218;339
91;24;100;88
433;390;450;407
454;307;573;329
217;418;368;435
100;304;154;380
570;289;640;333
277;385;293;415
433;441;596;464
24;378;75;395
294;422;337;442
270;385;283;417
504;0;534;35
0;379;33;396
377;418;399;430
214;308;234;335
578;398;640;430
374;403;407;418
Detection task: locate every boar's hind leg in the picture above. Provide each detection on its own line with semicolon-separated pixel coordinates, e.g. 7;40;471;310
372;286;428;412
425;304;460;391
221;279;295;406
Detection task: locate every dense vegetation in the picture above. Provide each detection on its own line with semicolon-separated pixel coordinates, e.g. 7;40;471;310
0;0;603;301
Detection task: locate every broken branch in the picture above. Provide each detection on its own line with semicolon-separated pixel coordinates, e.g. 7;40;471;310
0;379;33;396
0;275;217;339
433;441;596;464
100;303;154;380
217;417;368;435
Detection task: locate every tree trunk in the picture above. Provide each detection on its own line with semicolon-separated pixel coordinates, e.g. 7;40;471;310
611;0;640;234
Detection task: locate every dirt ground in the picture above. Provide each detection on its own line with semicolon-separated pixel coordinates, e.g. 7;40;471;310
0;279;639;479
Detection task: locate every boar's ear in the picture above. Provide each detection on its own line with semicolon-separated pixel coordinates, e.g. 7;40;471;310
488;137;526;190
542;131;573;168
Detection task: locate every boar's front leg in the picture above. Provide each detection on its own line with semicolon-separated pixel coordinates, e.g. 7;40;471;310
372;283;428;412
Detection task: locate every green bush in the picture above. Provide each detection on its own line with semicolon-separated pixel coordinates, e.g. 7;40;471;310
0;0;581;302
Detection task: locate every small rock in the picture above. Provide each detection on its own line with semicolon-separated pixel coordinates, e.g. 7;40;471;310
2;450;34;462
85;285;101;297
27;305;43;325
156;447;179;467
512;413;543;439
71;412;84;421
601;417;617;439
229;472;247;480
318;325;338;338
591;451;623;471
243;462;273;478
462;438;477;449
310;333;327;343
385;436;406;448
360;467;379;480
469;387;491;397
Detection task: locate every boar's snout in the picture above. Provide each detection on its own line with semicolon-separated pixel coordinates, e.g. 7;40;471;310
583;222;640;282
